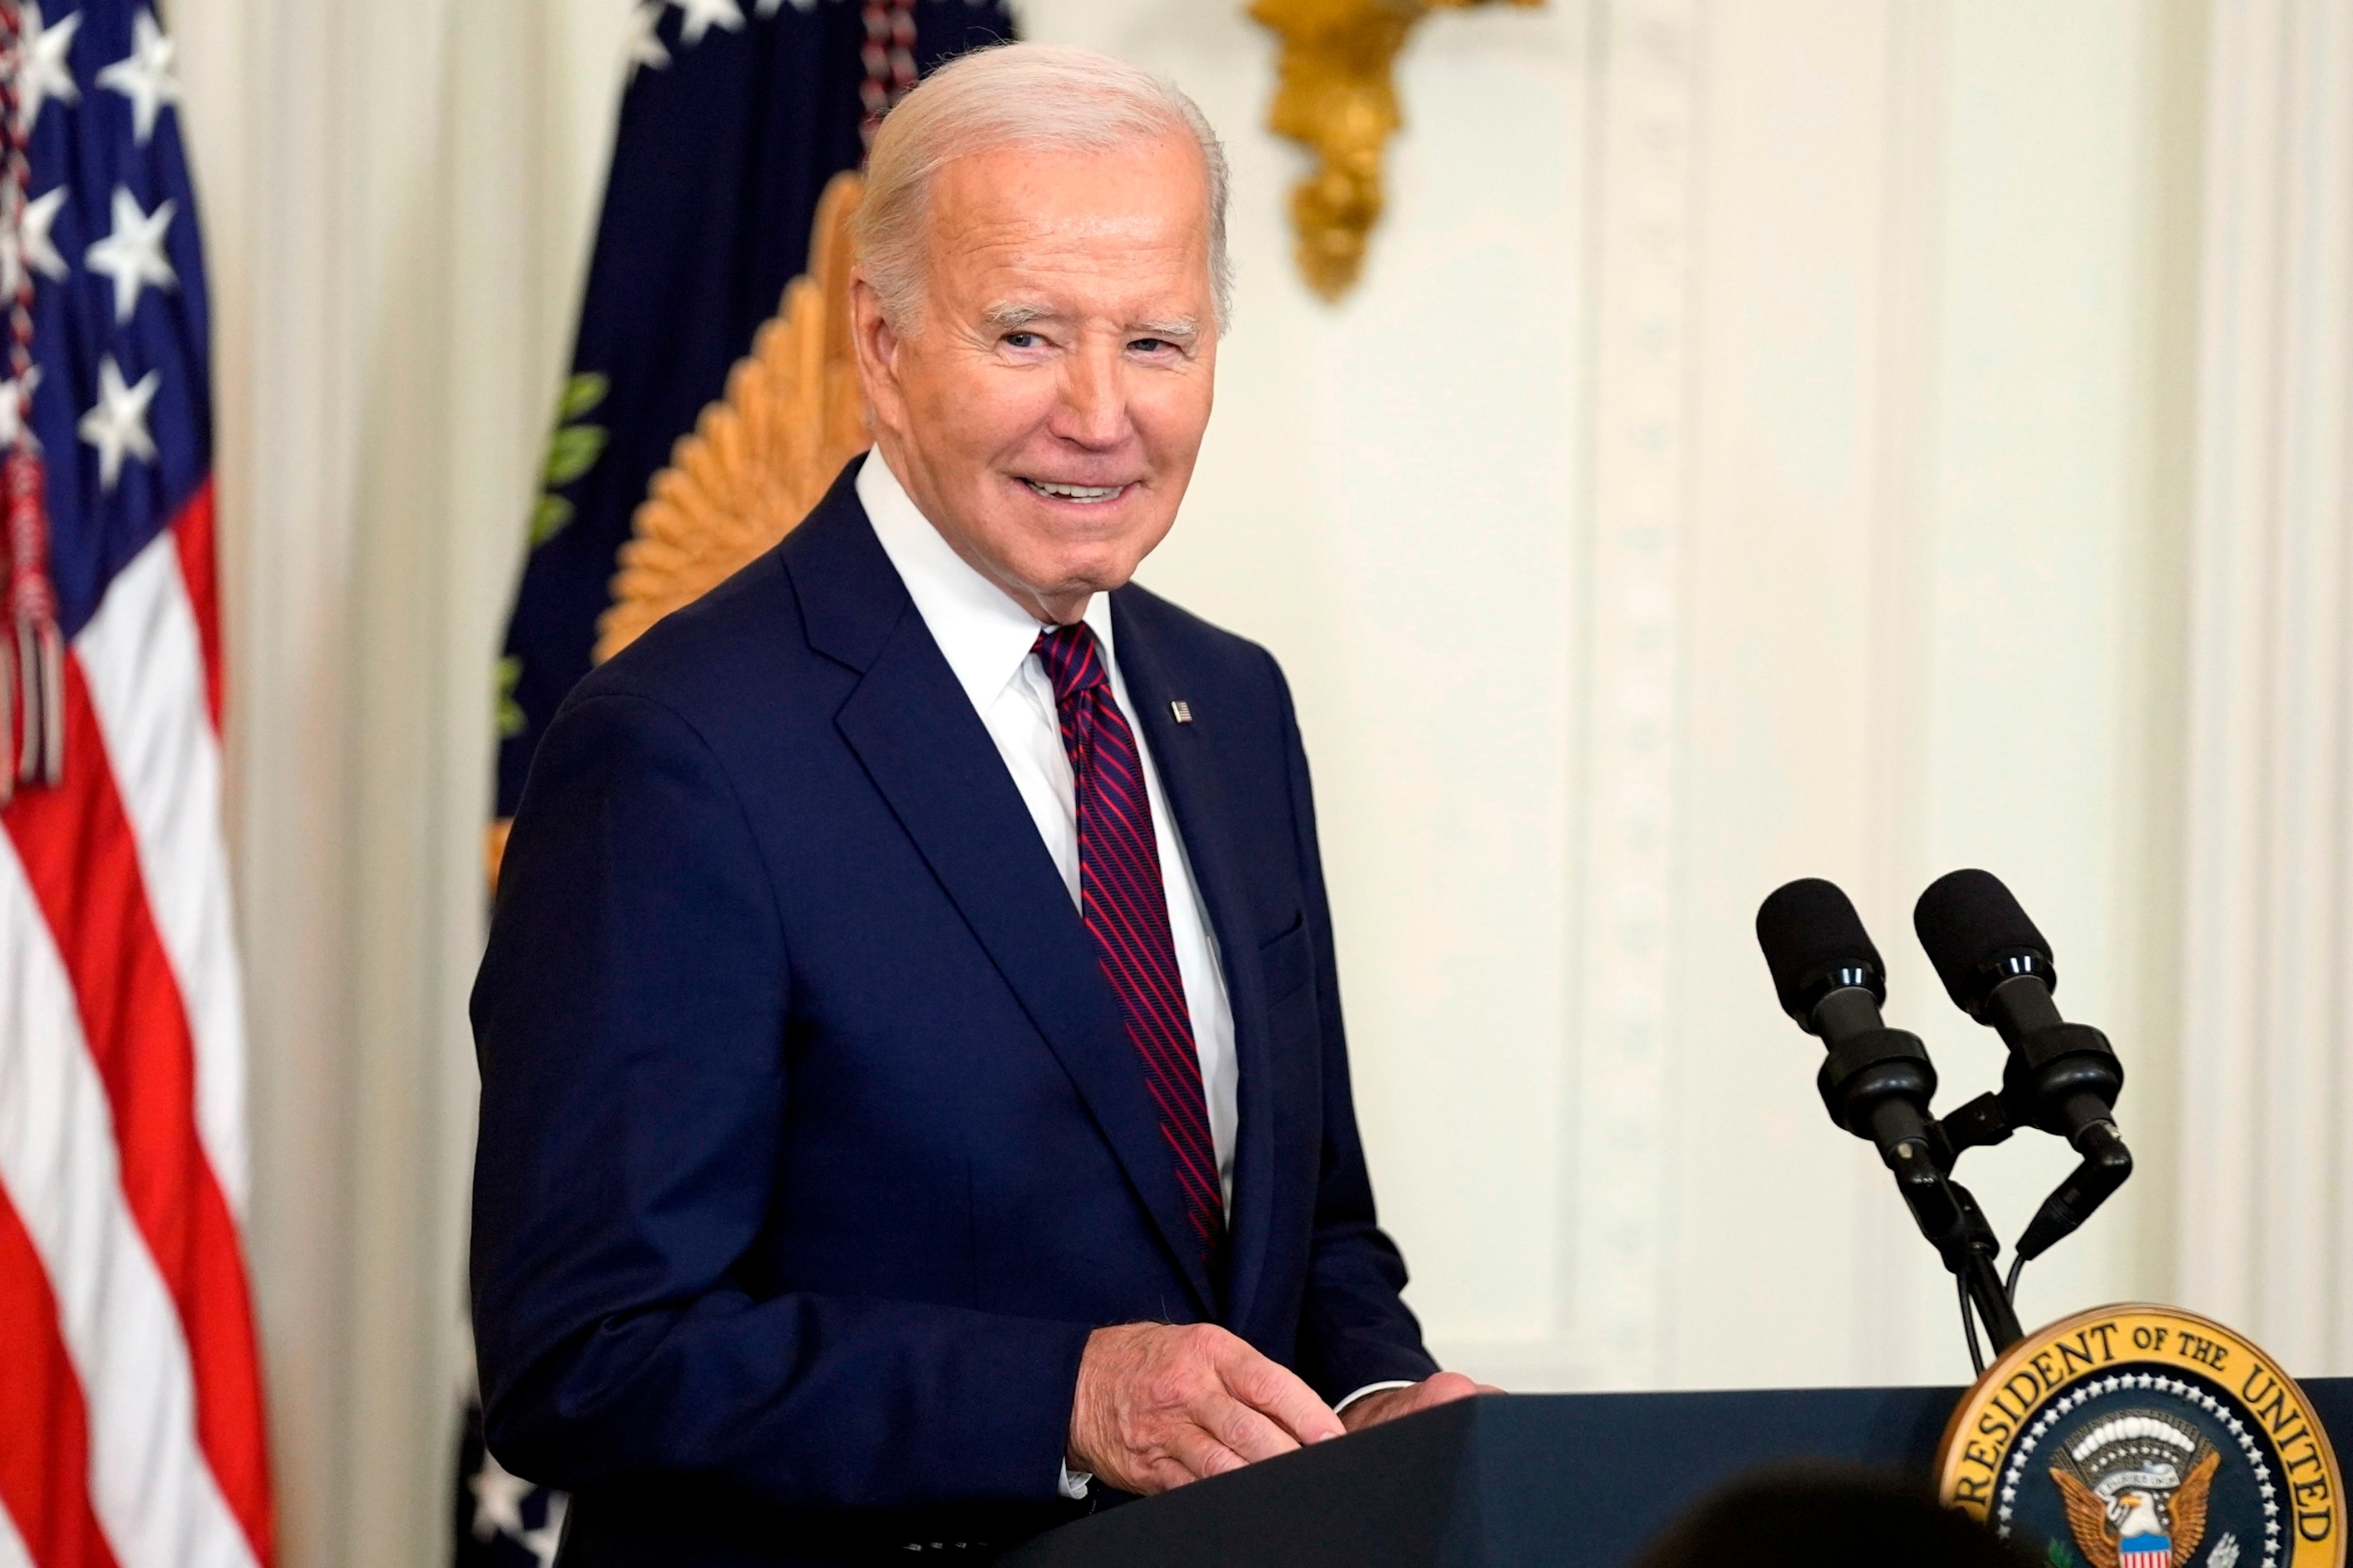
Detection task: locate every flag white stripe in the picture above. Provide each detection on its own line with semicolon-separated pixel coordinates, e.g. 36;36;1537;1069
0;843;258;1568
70;529;250;1215
0;1503;36;1568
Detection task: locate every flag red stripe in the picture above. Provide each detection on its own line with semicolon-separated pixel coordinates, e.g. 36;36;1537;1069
81;521;254;1217
168;483;223;735
0;1190;122;1568
2;660;272;1565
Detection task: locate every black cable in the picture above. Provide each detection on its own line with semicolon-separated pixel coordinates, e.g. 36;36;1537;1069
1959;1275;1985;1375
2005;1252;2027;1308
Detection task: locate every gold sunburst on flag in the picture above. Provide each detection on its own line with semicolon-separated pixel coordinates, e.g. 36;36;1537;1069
592;172;870;667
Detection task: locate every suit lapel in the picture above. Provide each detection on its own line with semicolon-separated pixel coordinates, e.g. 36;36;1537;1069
1111;594;1281;1335
787;477;1219;1317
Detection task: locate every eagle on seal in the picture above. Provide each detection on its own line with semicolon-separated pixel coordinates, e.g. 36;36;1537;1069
2053;1447;2220;1568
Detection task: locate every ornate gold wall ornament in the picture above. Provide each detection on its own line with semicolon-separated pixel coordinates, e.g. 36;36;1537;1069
1252;0;1542;300
594;171;872;663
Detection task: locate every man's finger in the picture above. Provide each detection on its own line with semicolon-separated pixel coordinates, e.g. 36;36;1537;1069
1196;1390;1303;1464
1144;1455;1198;1494
1216;1341;1344;1445
1167;1425;1251;1481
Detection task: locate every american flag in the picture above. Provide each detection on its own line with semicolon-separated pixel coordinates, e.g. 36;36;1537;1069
0;4;272;1568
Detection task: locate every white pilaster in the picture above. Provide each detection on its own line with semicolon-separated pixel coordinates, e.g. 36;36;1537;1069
2179;0;2353;1372
1570;0;1702;1380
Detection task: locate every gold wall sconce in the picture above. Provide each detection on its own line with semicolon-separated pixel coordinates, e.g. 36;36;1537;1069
1252;0;1544;301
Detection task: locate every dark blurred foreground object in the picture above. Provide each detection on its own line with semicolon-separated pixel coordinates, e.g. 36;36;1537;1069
1637;1468;2037;1568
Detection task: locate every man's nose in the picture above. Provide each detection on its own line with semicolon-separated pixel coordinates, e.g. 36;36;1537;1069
1052;342;1130;449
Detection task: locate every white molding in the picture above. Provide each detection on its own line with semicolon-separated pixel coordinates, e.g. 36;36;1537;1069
1568;0;1702;1381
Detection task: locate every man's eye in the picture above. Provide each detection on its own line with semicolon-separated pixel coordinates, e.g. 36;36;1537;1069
1003;331;1041;349
1130;338;1172;354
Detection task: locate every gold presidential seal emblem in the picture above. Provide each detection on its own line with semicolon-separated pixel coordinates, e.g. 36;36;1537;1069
1939;1306;2344;1568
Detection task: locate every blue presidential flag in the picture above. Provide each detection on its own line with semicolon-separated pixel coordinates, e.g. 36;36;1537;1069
491;0;1016;821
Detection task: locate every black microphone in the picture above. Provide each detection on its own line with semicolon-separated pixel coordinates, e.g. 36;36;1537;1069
1756;878;2021;1354
1759;880;1939;1158
1756;878;1939;1170
1913;869;2132;1260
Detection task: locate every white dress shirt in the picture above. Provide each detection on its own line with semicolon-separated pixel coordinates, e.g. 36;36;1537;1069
856;454;1410;1488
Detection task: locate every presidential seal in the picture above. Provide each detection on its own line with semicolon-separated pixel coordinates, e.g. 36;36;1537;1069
1938;1306;2344;1568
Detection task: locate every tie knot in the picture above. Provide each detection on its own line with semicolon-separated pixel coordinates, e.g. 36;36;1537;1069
1033;621;1109;704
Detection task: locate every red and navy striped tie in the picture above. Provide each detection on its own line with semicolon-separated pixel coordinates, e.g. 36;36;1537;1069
1033;623;1226;1260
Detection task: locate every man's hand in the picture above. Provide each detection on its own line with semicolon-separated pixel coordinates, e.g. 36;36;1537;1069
1337;1372;1500;1433
1066;1322;1346;1494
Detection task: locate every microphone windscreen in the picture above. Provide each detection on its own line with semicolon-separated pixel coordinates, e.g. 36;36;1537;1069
1756;878;1884;1023
1913;868;2052;1013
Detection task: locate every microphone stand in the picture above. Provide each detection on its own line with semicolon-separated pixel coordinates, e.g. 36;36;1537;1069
1833;993;2132;1363
1814;990;2026;1354
1907;879;2138;1352
1879;1120;2023;1354
1935;1083;2132;1308
1759;876;2136;1371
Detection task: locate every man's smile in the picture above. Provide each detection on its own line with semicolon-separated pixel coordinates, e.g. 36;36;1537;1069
1021;478;1132;505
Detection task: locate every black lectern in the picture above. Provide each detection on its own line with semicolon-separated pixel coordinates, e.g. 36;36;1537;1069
1003;1378;2353;1568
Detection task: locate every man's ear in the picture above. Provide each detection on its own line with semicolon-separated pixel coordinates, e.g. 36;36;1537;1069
848;273;905;430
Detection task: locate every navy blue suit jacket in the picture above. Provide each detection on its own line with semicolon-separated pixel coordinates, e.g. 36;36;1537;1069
470;460;1436;1564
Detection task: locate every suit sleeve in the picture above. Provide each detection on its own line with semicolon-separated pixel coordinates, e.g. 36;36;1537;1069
469;690;1091;1508
1266;660;1444;1401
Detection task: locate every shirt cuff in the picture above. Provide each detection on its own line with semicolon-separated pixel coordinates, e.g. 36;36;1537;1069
1334;1379;1417;1414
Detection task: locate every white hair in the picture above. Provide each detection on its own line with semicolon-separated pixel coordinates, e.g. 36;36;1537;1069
853;42;1232;332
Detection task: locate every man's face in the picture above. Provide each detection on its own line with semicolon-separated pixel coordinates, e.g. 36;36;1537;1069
852;133;1219;624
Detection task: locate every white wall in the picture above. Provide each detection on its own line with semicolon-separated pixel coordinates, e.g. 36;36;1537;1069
169;2;2234;1563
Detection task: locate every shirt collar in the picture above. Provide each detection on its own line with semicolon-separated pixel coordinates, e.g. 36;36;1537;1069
858;448;1117;710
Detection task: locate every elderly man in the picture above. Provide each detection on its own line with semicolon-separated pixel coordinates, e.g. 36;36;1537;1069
470;41;1484;1566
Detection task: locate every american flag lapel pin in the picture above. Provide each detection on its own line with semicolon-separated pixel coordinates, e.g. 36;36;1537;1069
1170;700;1193;724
